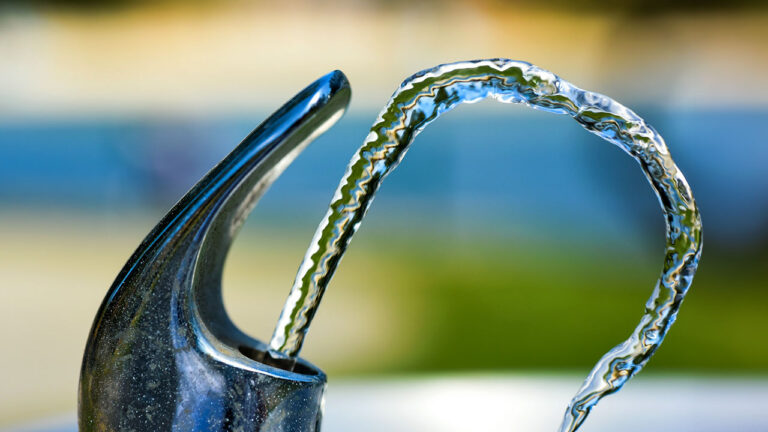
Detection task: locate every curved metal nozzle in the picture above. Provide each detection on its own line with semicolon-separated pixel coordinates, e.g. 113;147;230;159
79;71;351;431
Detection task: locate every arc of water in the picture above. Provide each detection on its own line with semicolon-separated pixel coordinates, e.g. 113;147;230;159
270;59;702;431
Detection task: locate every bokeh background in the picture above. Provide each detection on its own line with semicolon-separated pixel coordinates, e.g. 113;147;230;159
1;0;767;429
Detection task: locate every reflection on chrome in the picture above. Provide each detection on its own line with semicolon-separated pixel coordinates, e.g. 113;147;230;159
270;59;702;431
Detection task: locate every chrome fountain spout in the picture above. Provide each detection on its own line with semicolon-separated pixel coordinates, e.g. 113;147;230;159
78;71;351;431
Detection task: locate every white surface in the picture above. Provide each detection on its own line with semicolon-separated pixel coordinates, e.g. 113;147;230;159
5;375;768;431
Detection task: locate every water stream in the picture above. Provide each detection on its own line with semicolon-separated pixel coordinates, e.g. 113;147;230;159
269;59;702;431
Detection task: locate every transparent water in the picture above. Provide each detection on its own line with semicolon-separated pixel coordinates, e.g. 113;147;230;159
269;59;702;431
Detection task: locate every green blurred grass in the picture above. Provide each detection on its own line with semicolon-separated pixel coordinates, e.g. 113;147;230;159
325;230;768;375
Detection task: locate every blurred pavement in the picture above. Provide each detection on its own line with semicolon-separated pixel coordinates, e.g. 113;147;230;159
4;375;768;432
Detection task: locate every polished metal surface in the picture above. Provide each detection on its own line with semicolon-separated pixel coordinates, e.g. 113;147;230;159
78;71;351;431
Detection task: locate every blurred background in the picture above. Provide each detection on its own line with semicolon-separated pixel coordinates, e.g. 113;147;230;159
1;0;767;430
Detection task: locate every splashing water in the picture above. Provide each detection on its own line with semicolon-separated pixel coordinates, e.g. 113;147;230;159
269;59;702;431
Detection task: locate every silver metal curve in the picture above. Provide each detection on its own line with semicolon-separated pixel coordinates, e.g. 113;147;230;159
78;71;351;431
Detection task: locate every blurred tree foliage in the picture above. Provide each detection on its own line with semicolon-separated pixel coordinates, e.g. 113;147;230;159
1;0;766;13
